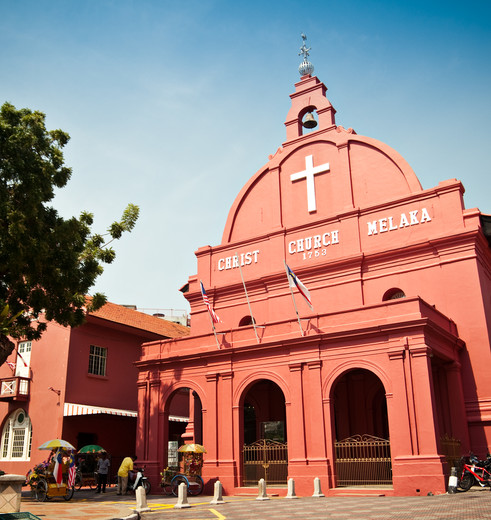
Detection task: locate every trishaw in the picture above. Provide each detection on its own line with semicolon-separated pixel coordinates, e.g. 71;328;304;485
27;439;76;501
160;443;205;496
74;444;106;489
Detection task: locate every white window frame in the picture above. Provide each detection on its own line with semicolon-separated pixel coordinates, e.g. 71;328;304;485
0;409;32;461
15;341;32;378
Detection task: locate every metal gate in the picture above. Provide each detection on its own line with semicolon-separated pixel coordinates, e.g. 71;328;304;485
440;434;461;469
335;434;392;486
243;439;288;486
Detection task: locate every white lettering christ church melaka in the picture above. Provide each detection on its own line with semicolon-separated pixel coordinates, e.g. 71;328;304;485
367;208;432;235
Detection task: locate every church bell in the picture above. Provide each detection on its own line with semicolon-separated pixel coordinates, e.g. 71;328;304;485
302;112;318;129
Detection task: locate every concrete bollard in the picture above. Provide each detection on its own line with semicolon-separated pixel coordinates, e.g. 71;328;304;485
448;467;458;494
135;486;151;513
312;477;325;497
210;480;226;505
256;478;270;501
285;478;299;499
0;475;25;513
174;482;191;509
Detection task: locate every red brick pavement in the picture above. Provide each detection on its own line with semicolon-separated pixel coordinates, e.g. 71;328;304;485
19;486;491;520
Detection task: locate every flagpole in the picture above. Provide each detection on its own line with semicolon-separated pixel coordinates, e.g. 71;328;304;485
200;280;221;349
209;315;221;350
236;254;260;344
284;261;304;337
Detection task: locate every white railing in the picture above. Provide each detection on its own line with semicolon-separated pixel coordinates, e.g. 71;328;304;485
0;377;30;399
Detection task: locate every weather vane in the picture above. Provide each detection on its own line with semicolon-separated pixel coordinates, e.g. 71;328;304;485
298;33;314;77
298;33;311;61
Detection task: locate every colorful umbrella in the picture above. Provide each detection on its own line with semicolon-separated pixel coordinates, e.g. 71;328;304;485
178;443;207;453
78;444;106;454
38;439;75;450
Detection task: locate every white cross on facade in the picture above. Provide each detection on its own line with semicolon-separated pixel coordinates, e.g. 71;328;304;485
290;155;330;213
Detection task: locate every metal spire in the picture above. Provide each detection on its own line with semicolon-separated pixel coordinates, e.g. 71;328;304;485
298;33;314;77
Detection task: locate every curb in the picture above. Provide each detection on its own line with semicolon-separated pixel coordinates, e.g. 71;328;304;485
109;514;139;520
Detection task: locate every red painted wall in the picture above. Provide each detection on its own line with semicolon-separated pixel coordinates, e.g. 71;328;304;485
135;73;490;497
65;318;145;410
0;312;169;478
0;321;70;476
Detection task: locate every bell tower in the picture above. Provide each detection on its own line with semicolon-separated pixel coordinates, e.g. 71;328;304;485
284;34;337;143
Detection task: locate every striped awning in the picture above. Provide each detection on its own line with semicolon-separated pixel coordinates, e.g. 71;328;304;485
168;415;189;423
63;402;189;422
64;403;137;418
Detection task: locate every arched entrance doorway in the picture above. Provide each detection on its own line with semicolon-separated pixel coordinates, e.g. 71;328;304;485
165;388;203;469
241;380;287;486
331;368;392;486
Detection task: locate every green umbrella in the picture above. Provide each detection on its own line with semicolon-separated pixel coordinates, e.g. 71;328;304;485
78;444;106;454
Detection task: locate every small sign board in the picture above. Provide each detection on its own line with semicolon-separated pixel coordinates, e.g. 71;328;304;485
168;440;179;467
261;421;285;442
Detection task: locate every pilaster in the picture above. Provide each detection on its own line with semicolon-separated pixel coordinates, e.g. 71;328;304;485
445;361;470;453
287;363;306;464
387;347;414;455
305;360;327;462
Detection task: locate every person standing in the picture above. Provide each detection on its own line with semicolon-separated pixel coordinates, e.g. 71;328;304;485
117;455;137;495
96;452;110;493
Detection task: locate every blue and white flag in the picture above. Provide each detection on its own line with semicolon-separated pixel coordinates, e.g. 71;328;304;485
286;264;313;310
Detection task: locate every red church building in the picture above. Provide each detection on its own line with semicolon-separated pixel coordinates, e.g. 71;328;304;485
0;301;189;479
136;40;491;496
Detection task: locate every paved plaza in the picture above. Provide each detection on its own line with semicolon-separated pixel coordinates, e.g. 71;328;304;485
18;486;491;520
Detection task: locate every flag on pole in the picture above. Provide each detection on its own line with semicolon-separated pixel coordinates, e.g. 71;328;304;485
16;350;28;367
53;449;64;485
67;452;76;488
6;361;15;372
286;264;313;310
200;281;221;323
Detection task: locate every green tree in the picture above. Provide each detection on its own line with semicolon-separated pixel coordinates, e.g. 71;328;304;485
0;102;139;366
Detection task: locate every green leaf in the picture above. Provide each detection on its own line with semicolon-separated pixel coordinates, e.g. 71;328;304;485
0;102;140;366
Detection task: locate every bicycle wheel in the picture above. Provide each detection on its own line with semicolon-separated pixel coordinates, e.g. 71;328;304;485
171;475;188;497
188;475;204;496
64;485;75;501
162;481;173;495
142;479;151;495
34;478;48;502
459;473;474;491
29;480;38;500
74;472;83;490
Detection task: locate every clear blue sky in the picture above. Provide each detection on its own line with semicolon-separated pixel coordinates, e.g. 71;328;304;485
1;0;490;315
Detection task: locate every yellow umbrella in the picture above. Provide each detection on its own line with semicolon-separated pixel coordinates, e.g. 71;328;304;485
178;443;207;453
38;439;75;450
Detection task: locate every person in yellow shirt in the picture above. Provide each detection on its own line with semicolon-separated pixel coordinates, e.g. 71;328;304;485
117;455;137;495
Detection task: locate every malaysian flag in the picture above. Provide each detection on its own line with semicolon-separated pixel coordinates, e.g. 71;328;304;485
286;264;313;310
200;281;221;324
67;452;76;488
6;361;15;372
53;449;64;486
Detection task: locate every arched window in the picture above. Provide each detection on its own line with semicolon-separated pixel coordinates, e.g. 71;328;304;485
0;409;32;461
239;316;254;327
382;288;406;301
